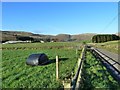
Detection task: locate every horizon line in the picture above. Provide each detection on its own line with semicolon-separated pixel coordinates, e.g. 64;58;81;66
1;30;118;35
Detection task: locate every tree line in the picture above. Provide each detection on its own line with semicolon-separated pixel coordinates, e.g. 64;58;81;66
92;34;120;43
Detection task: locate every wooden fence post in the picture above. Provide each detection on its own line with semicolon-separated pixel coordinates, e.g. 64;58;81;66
56;55;59;80
76;49;78;58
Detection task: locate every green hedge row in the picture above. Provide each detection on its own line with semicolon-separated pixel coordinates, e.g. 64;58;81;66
92;34;120;43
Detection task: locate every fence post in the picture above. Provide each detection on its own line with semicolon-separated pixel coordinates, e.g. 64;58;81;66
56;55;59;80
76;49;78;57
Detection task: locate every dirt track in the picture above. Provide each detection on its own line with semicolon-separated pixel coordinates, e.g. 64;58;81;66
96;48;119;63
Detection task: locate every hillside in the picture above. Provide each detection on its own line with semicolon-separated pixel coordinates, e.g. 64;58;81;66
71;33;95;41
1;31;96;43
88;40;119;54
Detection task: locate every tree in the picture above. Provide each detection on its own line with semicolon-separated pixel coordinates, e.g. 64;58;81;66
92;34;119;43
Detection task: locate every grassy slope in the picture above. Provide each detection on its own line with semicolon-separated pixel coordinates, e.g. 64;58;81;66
88;40;119;54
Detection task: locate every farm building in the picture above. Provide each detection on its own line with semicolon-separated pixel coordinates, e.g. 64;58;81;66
40;40;45;43
2;40;31;44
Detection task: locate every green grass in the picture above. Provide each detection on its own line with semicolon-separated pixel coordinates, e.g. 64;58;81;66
88;40;119;54
80;51;120;89
2;42;81;49
2;42;80;88
2;42;119;88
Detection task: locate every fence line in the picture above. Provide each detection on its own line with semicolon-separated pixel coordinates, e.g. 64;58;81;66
71;45;86;90
90;47;120;83
71;45;120;89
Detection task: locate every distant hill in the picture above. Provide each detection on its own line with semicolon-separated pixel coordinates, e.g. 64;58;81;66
1;31;96;43
54;34;71;42
71;33;95;41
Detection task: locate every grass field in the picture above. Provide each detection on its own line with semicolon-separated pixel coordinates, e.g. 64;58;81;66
2;41;120;88
88;40;119;54
2;42;80;88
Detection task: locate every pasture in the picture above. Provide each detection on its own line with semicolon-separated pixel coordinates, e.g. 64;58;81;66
2;42;81;88
89;40;119;54
2;41;120;89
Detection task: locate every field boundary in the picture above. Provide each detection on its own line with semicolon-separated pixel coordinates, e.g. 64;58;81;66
71;45;86;90
90;47;120;83
71;45;120;89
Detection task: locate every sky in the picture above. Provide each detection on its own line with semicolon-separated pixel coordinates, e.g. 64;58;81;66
1;0;119;2
2;2;119;35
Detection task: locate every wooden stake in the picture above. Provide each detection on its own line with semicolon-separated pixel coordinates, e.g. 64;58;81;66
76;49;78;57
56;55;59;80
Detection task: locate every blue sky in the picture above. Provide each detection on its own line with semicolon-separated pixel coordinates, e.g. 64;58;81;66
2;2;118;35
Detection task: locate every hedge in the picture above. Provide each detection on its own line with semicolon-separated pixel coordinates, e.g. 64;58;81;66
92;34;120;43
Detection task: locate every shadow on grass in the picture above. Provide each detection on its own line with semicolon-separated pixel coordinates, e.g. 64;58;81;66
26;58;69;67
41;58;69;66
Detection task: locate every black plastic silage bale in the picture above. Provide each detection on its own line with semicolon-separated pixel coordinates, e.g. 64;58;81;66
26;53;48;66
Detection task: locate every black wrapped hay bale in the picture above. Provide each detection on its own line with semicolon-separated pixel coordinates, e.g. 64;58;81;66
26;53;49;66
